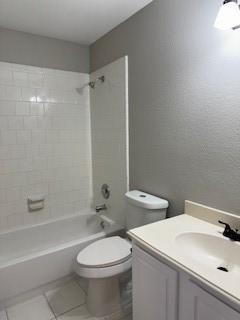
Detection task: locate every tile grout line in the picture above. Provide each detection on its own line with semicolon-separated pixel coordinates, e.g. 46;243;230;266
73;279;132;320
73;277;87;294
43;293;57;320
54;302;87;318
71;279;131;320
43;289;86;320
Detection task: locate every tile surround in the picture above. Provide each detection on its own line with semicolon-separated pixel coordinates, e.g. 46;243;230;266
0;62;92;232
0;58;131;318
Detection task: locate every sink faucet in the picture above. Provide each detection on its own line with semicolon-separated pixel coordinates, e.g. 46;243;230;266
218;220;240;242
95;204;107;213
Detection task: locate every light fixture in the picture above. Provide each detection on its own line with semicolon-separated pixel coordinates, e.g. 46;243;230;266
214;0;240;30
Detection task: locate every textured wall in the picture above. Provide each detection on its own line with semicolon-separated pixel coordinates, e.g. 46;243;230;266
0;28;89;73
91;0;240;216
0;61;91;231
90;57;129;226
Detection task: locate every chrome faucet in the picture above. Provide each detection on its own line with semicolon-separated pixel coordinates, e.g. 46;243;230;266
95;204;107;213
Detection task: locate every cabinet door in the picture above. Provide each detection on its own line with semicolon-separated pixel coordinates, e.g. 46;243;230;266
179;277;240;320
132;245;178;320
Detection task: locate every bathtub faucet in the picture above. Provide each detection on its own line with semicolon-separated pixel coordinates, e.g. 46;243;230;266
95;204;107;213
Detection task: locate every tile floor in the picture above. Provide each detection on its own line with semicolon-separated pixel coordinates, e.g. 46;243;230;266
0;279;132;320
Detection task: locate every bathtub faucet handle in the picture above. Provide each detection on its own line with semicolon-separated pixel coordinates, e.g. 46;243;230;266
95;204;107;213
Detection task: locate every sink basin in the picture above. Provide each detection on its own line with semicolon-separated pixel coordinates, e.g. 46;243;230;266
175;232;240;272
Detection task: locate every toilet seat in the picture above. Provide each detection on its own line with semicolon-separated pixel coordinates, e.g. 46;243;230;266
75;236;132;279
77;236;132;268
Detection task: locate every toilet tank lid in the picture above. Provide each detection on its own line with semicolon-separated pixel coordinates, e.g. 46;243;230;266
125;190;169;210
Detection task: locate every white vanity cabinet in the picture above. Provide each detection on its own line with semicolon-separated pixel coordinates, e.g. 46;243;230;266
179;275;240;320
132;244;178;320
132;244;240;320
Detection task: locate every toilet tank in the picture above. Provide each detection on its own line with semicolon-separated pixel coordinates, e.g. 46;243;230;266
125;190;169;230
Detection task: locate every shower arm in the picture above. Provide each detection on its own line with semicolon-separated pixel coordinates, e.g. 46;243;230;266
88;75;105;89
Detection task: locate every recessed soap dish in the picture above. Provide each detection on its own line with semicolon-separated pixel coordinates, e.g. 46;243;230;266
28;195;45;212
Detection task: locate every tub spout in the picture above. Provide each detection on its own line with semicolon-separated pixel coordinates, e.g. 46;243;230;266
95;204;107;213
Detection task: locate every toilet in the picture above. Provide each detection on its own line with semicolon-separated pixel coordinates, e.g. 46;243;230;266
74;190;169;318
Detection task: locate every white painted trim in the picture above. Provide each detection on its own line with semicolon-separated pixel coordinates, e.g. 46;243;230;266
124;55;130;192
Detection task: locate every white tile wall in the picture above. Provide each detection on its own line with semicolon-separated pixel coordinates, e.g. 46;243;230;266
0;62;92;232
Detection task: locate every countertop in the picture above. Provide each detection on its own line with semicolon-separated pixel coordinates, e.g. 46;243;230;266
128;212;240;306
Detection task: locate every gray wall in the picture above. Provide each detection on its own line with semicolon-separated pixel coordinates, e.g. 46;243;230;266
91;57;129;227
90;0;240;217
0;28;89;73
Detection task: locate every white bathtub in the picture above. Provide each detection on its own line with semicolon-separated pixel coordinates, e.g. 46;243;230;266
0;212;123;304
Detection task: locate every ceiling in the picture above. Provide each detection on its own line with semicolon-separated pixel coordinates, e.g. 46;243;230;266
0;0;153;45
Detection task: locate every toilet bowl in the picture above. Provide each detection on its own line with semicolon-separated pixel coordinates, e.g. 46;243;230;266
74;190;169;318
74;236;132;317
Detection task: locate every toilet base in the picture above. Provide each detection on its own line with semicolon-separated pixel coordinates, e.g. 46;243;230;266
87;276;121;317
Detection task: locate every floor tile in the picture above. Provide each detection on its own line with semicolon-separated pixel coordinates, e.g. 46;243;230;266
57;305;94;320
45;280;86;316
0;310;7;320
7;295;54;320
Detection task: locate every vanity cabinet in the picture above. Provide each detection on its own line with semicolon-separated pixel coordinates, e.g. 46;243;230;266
179;275;240;320
132;245;178;320
132;244;240;320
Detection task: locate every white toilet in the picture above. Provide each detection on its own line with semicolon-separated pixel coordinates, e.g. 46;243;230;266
74;190;169;318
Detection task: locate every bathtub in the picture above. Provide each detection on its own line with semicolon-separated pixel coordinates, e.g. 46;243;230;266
0;212;123;304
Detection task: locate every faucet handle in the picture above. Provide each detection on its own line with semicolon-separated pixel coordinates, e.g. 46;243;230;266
218;220;240;241
218;220;231;230
219;221;239;234
218;220;232;237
